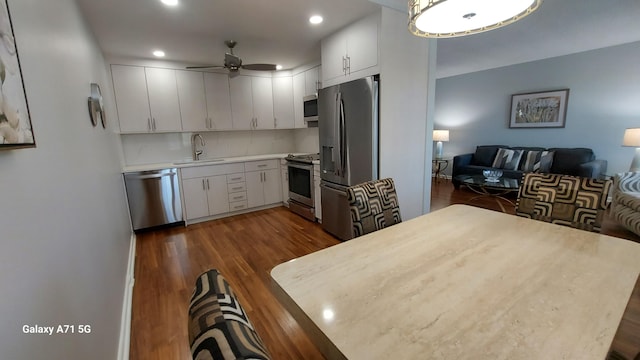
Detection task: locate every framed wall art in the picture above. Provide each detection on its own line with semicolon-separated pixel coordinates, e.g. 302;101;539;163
0;0;34;149
509;89;569;129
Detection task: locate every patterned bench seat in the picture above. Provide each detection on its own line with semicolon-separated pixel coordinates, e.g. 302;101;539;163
188;269;271;360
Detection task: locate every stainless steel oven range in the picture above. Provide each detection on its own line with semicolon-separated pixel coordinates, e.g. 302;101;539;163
286;153;319;221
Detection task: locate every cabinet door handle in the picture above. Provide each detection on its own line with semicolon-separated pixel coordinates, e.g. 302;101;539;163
202;179;206;191
206;179;210;190
147;118;151;131
342;56;346;74
232;186;242;191
264;171;267;182
346;56;351;74
274;118;277;128
152;118;157;131
233;195;243;200
257;164;267;168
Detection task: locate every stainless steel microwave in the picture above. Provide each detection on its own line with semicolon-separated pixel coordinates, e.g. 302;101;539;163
303;95;318;123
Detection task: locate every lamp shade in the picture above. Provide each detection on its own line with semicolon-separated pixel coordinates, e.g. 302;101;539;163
623;128;640;147
433;130;450;142
408;0;542;38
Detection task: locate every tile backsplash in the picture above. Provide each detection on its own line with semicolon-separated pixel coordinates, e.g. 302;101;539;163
121;129;319;165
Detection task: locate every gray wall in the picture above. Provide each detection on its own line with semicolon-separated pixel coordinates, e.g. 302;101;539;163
0;0;132;358
434;41;640;176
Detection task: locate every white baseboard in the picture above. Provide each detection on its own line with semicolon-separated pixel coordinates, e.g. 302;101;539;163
117;233;136;360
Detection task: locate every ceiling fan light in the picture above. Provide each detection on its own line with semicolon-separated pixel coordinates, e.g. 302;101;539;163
409;0;542;38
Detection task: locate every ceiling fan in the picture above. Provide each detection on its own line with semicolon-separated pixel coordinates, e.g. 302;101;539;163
186;40;277;73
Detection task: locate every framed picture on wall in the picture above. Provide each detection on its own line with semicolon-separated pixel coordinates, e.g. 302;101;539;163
509;89;569;128
0;0;35;149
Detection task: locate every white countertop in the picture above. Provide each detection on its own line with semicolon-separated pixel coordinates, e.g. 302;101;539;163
122;153;310;173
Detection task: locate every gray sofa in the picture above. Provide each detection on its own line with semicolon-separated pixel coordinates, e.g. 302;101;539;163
452;145;607;189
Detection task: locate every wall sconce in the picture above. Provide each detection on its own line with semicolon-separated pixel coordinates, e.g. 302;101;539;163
623;128;640;171
433;130;449;159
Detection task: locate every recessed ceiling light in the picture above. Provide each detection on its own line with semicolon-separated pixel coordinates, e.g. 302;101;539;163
153;50;165;57
309;15;323;25
276;65;283;70
161;0;178;6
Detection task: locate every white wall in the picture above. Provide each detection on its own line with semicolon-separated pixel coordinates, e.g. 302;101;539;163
0;1;132;359
379;7;435;218
293;127;319;154
434;41;640;176
121;129;297;165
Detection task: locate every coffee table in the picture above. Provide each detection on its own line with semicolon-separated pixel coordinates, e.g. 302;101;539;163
454;174;521;212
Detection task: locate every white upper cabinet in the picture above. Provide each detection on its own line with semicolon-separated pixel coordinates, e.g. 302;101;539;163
112;65;182;133
321;33;348;83
230;75;276;130
176;70;208;132
292;72;305;128
251;76;275;129
113;64;308;133
144;67;182;132
272;76;295;129
204;73;233;130
229;75;254;130
112;65;151;133
304;66;321;96
321;13;379;86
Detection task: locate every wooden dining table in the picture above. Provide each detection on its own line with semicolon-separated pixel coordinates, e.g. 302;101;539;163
271;205;640;359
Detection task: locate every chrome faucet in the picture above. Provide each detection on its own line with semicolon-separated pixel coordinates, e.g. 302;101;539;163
191;133;205;160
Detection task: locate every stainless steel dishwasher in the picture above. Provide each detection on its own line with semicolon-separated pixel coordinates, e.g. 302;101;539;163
123;168;183;231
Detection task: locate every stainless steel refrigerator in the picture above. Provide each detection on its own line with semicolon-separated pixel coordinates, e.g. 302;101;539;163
319;75;379;240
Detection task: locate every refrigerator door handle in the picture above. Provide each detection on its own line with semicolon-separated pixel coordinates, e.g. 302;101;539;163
320;181;349;194
335;91;342;176
339;96;346;178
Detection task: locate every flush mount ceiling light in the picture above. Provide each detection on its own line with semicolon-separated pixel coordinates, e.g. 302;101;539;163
152;50;165;57
161;0;178;6
309;15;323;25
276;65;283;70
409;0;542;38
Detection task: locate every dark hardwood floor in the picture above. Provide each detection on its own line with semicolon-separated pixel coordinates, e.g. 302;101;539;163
130;179;640;360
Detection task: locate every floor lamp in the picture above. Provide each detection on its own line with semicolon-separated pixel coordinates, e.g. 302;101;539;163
623;128;640;172
433;130;449;159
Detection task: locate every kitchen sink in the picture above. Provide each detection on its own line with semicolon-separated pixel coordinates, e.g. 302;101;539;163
173;159;225;165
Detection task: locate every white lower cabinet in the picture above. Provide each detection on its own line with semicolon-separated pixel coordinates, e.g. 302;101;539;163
182;177;210;220
181;160;284;223
245;160;282;208
181;163;244;221
280;159;289;205
182;175;229;219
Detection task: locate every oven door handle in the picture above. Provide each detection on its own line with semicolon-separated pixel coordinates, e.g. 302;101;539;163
286;162;313;171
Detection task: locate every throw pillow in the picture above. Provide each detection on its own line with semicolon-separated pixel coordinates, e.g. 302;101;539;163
491;148;524;170
520;151;554;173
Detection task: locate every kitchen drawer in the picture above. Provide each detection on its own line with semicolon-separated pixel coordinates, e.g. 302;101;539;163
227;173;245;184
181;163;244;179
228;192;247;203
229;200;248;212
227;182;247;193
244;159;279;172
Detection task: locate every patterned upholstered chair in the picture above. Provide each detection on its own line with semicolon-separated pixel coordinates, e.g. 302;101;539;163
515;173;612;232
346;178;401;237
610;172;640;236
188;269;271;360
